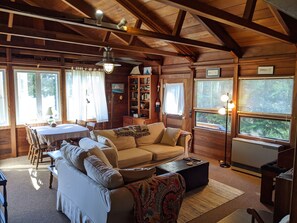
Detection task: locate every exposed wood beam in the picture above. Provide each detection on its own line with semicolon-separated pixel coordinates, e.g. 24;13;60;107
127;27;228;51
243;0;257;21
61;0;149;56
156;0;293;43
61;0;95;18
0;2;229;52
0;25;183;57
267;4;290;35
129;19;142;45
172;10;186;36
7;0;15;41
115;0;197;62
33;20;45;45
191;14;242;58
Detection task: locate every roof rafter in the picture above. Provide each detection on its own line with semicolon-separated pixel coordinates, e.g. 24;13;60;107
0;1;229;53
191;14;242;58
0;25;183;58
156;0;294;43
243;0;257;21
115;0;198;62
61;0;160;60
172;10;186;36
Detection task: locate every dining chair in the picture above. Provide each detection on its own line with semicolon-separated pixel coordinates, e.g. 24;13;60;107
86;122;96;131
30;128;51;169
25;124;34;161
75;119;87;127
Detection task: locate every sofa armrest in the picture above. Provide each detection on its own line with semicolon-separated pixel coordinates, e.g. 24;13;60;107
177;130;192;157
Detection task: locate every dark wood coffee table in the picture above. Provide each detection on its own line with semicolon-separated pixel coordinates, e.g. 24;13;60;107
156;158;209;191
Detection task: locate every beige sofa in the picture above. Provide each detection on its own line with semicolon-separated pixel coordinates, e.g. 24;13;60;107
89;122;192;168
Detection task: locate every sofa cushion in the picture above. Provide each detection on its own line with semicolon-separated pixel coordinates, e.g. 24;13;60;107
135;122;165;146
160;127;181;146
94;129;136;151
119;167;156;183
139;144;184;161
118;148;153;168
84;155;124;189
60;141;88;172
79;137;112;167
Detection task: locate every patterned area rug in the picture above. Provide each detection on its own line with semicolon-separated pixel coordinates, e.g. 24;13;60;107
178;179;244;223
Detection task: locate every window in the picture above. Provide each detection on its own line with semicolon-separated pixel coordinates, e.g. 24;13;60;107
0;69;8;126
238;77;293;141
194;79;233;109
66;69;108;122
163;83;184;115
15;69;60;124
194;78;233;130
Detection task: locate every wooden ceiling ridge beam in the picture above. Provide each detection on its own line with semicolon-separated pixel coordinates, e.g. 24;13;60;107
0;25;182;57
115;0;197;62
191;14;242;58
243;0;257;21
156;0;294;43
0;1;228;53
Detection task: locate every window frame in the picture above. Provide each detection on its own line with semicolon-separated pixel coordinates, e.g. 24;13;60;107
193;78;234;132
237;76;293;143
0;68;9;127
14;68;61;125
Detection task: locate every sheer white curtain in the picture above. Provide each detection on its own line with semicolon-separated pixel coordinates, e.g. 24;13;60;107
67;69;108;122
162;83;185;115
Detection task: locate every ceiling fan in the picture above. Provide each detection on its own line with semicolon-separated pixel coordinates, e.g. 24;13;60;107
95;46;142;74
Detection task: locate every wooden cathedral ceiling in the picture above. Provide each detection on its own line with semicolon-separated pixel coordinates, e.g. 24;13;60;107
0;0;296;65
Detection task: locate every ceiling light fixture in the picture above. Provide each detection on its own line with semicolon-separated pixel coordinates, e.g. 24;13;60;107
117;18;127;30
96;47;121;74
95;9;104;24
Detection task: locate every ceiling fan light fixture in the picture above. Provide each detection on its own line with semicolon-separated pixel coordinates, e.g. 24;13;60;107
103;63;114;74
95;9;104;25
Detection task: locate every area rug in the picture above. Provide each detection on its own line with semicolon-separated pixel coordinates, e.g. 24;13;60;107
178;179;244;223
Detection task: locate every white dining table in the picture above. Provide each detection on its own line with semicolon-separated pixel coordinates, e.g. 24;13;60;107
33;124;90;145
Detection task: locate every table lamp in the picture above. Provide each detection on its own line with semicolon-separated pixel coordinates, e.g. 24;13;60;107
46;107;55;125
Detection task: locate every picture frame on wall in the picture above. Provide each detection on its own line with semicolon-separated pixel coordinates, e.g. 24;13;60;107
112;83;125;93
206;68;221;78
143;67;152;75
257;66;274;75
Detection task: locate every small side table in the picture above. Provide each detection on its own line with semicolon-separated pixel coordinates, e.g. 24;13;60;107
0;171;7;223
48;150;62;189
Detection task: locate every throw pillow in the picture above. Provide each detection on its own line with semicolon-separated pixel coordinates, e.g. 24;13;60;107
84;155;124;189
79;137;112;167
160;127;181;146
60;141;88;172
119;167;156;184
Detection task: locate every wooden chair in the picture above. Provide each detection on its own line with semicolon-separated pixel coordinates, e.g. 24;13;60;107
25;124;34;161
75;119;87;127
86;121;96;131
30;128;51;169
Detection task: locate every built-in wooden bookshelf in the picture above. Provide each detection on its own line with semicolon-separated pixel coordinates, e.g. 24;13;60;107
123;75;159;126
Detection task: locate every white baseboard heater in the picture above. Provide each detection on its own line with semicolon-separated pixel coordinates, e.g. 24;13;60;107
231;138;283;176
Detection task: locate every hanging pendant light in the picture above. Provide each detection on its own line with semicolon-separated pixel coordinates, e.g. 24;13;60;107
96;47;121;74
